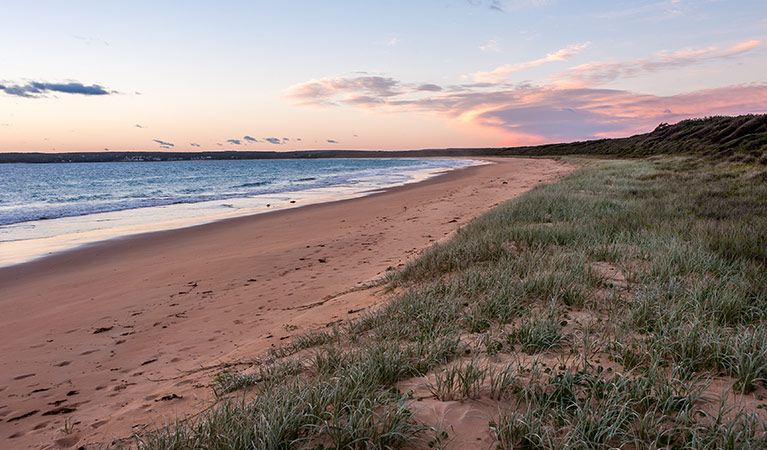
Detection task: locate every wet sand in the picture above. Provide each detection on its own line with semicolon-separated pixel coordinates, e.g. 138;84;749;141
0;157;574;449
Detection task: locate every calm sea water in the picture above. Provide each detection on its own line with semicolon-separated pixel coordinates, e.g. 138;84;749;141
0;158;478;226
0;158;481;266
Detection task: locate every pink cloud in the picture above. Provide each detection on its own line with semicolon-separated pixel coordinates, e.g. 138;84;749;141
287;76;402;106
559;39;762;87
471;42;590;83
467;83;767;142
287;38;766;146
289;74;767;145
287;76;445;107
479;39;501;52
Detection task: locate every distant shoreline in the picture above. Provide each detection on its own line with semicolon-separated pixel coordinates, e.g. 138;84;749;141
0;149;498;164
3;113;764;164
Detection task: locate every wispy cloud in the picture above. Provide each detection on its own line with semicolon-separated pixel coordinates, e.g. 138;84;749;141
72;35;109;46
0;81;113;98
467;0;505;12
243;135;259;143
264;137;282;144
377;37;400;46
598;0;687;20
288;76;401;106
559;39;762;87
135;124;145;128
480;39;501;52
190;142;201;147
471;43;590;83
227;139;242;145
153;139;174;147
417;83;443;92
288;76;448;108
327;139;339;144
468;0;551;12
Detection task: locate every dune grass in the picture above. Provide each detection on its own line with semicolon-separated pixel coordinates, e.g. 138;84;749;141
126;156;767;449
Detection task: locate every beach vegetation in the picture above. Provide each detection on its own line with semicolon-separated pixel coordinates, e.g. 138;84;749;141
125;153;767;449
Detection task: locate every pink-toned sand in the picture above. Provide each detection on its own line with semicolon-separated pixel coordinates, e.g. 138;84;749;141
0;157;573;449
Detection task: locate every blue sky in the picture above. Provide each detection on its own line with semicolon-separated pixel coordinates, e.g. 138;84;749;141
1;0;766;152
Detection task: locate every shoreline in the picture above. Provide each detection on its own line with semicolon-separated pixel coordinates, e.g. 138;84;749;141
0;157;574;448
0;158;483;268
0;158;482;275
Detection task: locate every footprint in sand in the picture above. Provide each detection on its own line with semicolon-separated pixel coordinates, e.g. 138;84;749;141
42;406;76;416
54;433;83;448
7;410;38;422
91;419;108;429
13;373;35;380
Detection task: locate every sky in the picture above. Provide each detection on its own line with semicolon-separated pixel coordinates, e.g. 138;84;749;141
1;0;766;153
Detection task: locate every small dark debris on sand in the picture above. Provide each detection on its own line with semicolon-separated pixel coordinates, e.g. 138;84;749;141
155;393;182;402
93;326;113;334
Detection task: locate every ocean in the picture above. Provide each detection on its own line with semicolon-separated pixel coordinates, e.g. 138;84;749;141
0;158;481;266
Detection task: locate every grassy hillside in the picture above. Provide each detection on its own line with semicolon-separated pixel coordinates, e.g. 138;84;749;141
496;114;767;161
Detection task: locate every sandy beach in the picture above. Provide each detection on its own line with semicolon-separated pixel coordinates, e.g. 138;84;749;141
0;157;573;449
